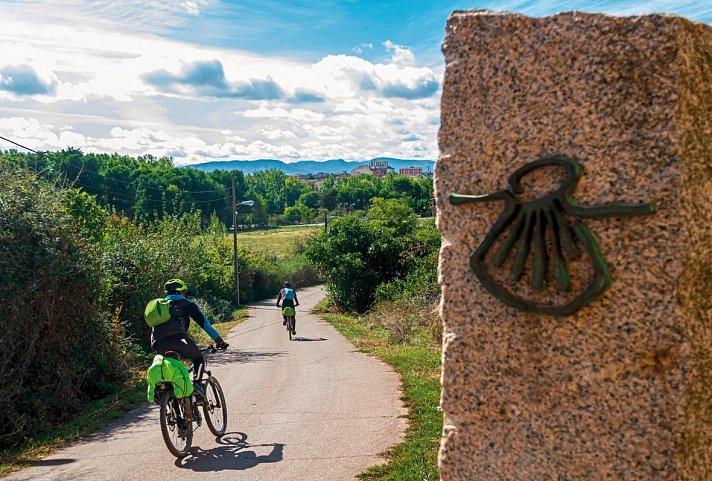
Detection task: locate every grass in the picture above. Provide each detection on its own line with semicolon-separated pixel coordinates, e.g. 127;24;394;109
236;225;320;259
313;299;442;481
0;308;249;478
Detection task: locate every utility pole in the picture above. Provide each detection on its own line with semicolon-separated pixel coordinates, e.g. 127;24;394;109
232;176;239;306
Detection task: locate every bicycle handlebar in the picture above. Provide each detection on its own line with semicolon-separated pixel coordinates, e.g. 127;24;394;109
201;344;228;354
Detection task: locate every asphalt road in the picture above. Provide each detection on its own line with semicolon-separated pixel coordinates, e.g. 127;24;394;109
7;286;406;481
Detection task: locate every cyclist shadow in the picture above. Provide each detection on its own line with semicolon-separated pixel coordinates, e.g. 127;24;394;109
176;432;284;471
292;336;328;342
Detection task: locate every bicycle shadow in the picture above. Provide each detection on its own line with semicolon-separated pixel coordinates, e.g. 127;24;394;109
291;336;328;342
176;432;284;471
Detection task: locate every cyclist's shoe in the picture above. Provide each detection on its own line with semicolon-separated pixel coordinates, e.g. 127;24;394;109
282;318;287;326
292;329;296;335
193;381;206;403
193;406;202;427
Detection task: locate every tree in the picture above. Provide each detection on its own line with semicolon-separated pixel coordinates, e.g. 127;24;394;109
284;176;309;207
366;197;417;237
305;215;406;312
298;191;320;209
284;204;314;223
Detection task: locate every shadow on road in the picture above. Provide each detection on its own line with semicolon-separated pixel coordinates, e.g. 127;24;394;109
176;432;284;471
27;458;76;466
291;337;328;342
207;349;285;367
74;404;156;443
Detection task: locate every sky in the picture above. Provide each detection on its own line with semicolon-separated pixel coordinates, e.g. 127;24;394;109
0;1;710;166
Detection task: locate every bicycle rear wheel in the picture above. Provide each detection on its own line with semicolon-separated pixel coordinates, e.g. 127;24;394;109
288;316;294;340
203;376;228;436
159;391;192;457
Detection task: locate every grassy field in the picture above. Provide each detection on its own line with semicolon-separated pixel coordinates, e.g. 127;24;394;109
314;300;442;481
0;309;249;477
236;225;321;259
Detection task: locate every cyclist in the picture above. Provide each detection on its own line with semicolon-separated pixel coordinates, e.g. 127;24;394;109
151;279;228;396
276;281;299;335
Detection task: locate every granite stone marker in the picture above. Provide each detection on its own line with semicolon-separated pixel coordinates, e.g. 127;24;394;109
435;10;712;481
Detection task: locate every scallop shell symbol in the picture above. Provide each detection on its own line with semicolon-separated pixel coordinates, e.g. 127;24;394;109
449;155;656;315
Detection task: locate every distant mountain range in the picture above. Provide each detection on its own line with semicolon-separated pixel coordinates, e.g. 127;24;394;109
184;157;435;175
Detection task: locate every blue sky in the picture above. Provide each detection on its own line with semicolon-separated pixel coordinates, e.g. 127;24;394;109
0;1;710;165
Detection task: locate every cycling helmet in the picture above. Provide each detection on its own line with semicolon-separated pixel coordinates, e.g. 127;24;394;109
284;281;292;288
164;278;188;293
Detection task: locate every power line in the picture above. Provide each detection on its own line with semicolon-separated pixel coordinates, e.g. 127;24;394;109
0;135;39;154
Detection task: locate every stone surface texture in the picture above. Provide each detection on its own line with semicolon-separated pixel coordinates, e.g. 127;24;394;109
436;11;712;481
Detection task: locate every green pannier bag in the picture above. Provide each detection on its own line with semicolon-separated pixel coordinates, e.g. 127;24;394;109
144;298;172;327
282;306;296;317
146;354;194;402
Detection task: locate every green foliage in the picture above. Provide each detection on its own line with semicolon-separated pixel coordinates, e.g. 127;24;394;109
0;163;131;449
0;150;434;229
284;203;315;223
367;197;417;237
62;189;108;241
306;214;407;312
374;254;439;305
297;191;320;209
307;202;440;314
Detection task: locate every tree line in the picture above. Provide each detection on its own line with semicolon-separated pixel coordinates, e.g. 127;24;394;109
1;148;434;226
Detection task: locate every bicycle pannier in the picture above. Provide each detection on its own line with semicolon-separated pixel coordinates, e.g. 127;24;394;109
146;354;194;402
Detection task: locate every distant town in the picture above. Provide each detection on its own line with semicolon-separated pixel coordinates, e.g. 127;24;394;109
292;159;433;189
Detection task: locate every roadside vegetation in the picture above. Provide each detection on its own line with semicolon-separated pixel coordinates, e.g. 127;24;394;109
306;198;442;480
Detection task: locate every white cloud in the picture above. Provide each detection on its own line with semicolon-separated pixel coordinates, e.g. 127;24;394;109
383;40;416;67
352;43;373;54
243;107;325;123
0;5;441;164
182;1;201;16
259;127;298;140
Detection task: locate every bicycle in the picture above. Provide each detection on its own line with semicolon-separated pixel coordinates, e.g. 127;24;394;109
154;345;228;458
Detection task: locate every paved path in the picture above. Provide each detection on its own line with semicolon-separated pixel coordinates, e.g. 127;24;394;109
7;286;406;481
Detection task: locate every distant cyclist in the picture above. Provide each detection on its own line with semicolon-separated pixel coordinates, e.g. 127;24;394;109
151;279;229;395
276;281;299;335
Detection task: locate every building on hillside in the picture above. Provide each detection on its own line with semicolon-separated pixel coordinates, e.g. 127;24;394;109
351;165;373;176
370;160;389;170
399;166;423;177
351;160;395;177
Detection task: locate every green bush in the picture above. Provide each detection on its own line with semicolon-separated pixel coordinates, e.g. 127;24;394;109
0;165;129;449
305;215;407;312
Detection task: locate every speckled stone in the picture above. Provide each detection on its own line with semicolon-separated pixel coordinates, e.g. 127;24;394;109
436;11;712;481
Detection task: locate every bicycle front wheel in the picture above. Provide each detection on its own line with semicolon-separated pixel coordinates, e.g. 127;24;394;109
159;391;193;458
203;376;228;436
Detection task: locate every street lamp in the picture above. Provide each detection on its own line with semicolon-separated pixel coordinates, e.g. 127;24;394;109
233;199;255;306
232;198;255;306
232;180;255;306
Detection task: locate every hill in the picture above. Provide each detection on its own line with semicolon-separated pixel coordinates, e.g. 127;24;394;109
183;158;435;175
